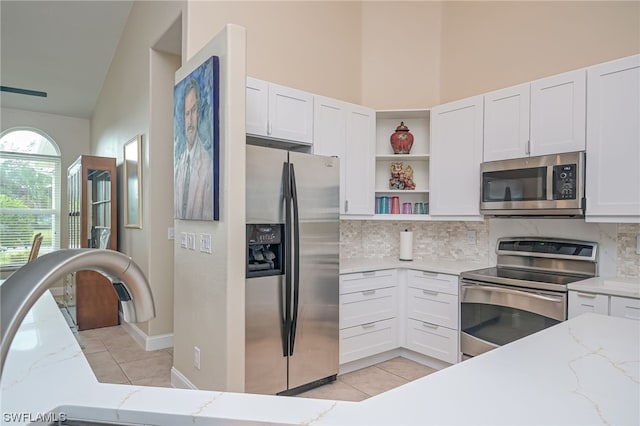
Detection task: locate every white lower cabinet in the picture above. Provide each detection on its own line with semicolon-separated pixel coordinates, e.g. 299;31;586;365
405;270;459;364
339;270;398;364
568;290;640;321
609;296;640;321
568;291;609;318
339;268;461;367
340;318;398;364
405;318;458;364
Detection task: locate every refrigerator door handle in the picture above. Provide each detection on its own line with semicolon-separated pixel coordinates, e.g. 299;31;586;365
282;161;292;358
289;162;300;356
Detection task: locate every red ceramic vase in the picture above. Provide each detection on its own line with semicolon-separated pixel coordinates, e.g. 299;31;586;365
390;121;414;154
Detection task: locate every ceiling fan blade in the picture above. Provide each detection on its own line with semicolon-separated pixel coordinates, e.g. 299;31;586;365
0;85;47;98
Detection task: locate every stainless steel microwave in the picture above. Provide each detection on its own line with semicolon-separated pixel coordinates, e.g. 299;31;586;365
480;151;585;216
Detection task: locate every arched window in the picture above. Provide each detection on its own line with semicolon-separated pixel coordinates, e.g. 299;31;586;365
0;128;61;270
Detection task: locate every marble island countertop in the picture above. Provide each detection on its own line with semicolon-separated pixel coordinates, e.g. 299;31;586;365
1;291;639;426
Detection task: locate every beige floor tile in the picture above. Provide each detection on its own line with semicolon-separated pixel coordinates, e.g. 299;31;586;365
84;351;130;384
131;376;175;388
296;380;369;402
108;344;170;364
76;334;107;355
375;356;437;381
119;352;173;382
79;325;128;342
339;366;408;397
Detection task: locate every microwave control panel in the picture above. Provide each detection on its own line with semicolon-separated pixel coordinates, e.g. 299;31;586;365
552;164;577;200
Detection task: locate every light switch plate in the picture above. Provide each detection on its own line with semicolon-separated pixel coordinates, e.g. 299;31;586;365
180;232;188;249
187;233;196;250
200;233;212;254
168;227;175;240
466;230;477;245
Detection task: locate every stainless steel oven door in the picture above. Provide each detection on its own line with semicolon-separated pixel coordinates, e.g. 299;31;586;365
460;280;567;357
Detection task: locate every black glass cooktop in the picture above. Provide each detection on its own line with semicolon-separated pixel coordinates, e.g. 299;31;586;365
461;266;588;290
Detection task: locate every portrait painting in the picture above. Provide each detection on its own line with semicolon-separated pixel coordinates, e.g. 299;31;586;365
173;55;220;221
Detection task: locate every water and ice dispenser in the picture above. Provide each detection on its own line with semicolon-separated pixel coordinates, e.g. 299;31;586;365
246;224;284;278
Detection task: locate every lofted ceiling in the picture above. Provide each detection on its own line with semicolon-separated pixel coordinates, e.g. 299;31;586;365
0;1;133;119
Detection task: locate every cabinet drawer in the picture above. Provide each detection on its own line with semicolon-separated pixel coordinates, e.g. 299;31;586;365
340;318;397;364
340;286;397;329
568;291;609;319
407;270;458;295
610;296;640;321
407;287;458;329
340;269;397;294
406;318;458;364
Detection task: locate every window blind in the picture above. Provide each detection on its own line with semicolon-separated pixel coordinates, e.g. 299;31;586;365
0;151;61;270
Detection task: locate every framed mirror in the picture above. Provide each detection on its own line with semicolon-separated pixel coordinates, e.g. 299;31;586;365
123;134;142;229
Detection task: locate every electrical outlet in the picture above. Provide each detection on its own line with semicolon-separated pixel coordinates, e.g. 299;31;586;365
194;346;201;370
180;232;188;249
168;227;175;240
200;233;212;254
466;230;477;245
187;233;196;250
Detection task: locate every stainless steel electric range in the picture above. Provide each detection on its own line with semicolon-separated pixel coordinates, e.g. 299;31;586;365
460;237;598;358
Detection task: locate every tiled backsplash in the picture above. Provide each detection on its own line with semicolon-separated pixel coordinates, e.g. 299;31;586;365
341;220;640;279
340;220;490;264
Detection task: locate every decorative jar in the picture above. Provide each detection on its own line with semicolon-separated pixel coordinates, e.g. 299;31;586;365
390;121;414;154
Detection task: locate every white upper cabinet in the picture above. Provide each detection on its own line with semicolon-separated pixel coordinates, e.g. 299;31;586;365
246;77;314;145
246;77;269;136
483;83;530;162
483;69;586;162
430;96;484;219
530;70;586;156
585;54;640;222
313;96;375;216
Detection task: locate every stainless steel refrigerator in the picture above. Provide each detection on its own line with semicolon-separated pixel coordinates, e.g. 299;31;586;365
245;144;339;395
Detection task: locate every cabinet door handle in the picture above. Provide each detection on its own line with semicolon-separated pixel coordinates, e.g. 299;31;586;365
422;321;438;329
362;289;376;296
345;200;349;213
526;140;531;155
576;292;597;298
361;322;376;329
422;289;439;296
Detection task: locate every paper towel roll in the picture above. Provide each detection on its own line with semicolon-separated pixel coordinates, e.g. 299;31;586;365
399;230;413;261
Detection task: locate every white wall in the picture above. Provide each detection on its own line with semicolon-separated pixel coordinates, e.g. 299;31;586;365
0;108;90;252
172;23;247;392
91;1;184;338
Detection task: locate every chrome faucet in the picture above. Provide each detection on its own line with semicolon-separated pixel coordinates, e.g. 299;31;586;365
0;249;155;377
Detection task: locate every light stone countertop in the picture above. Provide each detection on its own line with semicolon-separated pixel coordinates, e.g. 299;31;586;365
340;257;492;276
568;276;640;299
2;291;639;425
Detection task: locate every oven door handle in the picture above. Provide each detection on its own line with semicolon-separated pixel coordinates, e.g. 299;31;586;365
461;283;566;321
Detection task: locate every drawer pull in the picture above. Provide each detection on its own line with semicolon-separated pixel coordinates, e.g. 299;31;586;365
576;292;597;298
422;271;438;277
362;289;376;296
362;271;376;277
422;321;438;329
361;322;376;329
422;289;439;296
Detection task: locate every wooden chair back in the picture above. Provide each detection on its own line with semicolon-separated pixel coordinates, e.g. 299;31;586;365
28;233;43;262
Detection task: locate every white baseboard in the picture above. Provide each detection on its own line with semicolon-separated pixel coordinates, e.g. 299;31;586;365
171;366;198;390
338;348;453;375
119;313;173;351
